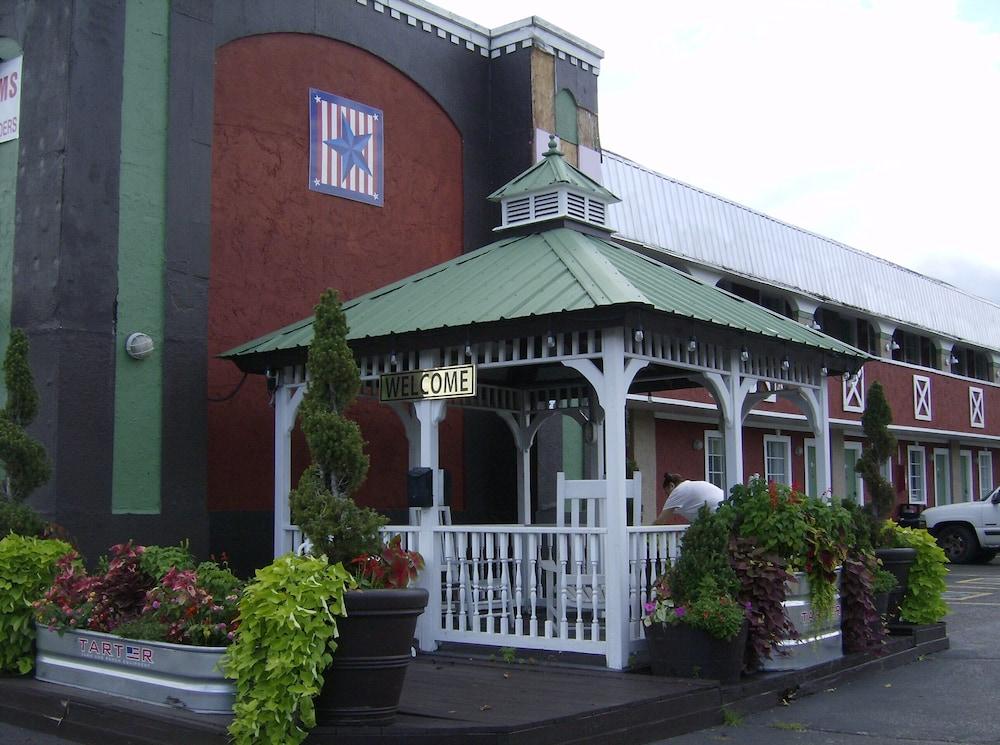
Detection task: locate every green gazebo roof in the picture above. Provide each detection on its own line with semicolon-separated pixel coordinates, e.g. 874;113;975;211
220;227;867;369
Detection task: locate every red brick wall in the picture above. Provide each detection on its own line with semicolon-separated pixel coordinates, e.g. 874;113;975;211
208;34;465;512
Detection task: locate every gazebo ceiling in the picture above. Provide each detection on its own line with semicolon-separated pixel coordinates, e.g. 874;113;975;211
220;226;866;374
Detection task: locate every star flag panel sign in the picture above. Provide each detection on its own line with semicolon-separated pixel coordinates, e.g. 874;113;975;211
309;88;383;206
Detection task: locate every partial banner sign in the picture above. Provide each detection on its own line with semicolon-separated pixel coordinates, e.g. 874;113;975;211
380;364;476;403
0;55;22;144
309;88;383;207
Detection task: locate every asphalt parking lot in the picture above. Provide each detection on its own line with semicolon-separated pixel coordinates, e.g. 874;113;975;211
664;559;1000;744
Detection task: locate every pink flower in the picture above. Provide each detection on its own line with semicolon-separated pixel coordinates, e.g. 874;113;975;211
151;600;160;609
643;601;656;614
674;606;687;618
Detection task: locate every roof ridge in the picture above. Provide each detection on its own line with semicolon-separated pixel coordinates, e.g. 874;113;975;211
545;230;648;306
602;149;1000;314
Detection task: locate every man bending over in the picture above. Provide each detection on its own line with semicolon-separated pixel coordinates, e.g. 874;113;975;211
653;473;724;524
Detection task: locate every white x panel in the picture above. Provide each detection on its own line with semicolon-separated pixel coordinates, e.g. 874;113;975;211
970;387;985;429
843;366;865;413
913;375;932;421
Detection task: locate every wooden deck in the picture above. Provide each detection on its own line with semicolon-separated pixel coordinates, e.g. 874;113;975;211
0;625;948;745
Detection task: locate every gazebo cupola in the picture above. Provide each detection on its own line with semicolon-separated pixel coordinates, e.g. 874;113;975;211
488;136;621;232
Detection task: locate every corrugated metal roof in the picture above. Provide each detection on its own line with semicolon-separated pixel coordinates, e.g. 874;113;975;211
221;228;864;363
602;150;1000;352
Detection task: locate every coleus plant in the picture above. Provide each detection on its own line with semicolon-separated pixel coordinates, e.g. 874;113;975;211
729;538;797;670
351;534;424;589
840;552;885;654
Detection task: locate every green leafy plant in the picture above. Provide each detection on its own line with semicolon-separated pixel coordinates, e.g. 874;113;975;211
223;553;353;745
643;575;746;641
114;617;169;642
0;534;73;673
730;477;847;626
0;329;50;503
884;523;948;624
721;708;743;726
140;540;195;580
668;504;739;603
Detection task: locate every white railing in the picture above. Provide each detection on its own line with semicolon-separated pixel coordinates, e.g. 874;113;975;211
434;526;606;653
627;526;687;645
377;523;689;657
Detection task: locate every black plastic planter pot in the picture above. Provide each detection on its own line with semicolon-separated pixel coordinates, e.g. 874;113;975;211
644;621;748;684
875;547;917;620
315;587;429;726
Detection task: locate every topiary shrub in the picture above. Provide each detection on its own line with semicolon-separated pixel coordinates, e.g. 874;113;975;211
0;498;46;538
0;329;49;503
289;289;385;563
856;381;898;532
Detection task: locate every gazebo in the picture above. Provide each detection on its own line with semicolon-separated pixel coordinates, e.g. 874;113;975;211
221;139;866;669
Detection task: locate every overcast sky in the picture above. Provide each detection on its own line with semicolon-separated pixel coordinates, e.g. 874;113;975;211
442;0;1000;305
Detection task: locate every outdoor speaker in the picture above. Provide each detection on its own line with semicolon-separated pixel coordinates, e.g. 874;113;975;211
407;467;433;508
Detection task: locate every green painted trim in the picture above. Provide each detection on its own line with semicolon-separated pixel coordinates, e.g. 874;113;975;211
111;0;169;514
562;417;583;480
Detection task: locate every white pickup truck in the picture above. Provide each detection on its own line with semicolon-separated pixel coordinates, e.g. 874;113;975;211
921;485;1000;564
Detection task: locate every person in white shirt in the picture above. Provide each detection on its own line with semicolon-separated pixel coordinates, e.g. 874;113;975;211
653;473;724;524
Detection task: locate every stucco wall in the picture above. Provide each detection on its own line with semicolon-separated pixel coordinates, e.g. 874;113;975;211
208;34;466;515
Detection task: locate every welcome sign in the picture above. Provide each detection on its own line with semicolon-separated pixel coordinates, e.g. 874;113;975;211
379;364;476;403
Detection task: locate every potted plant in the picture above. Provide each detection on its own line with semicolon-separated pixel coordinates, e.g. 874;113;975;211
31;540;241;713
643;574;748;684
224;290;427;745
728;477;850;668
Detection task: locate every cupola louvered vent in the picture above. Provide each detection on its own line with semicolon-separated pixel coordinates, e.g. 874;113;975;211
566;192;587;221
587;199;606;225
533;191;559;218
489;135;620;233
505;197;531;224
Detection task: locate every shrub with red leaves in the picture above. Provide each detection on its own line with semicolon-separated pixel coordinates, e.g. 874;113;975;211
729;538;797;670
351;534;424;589
840;552;885;654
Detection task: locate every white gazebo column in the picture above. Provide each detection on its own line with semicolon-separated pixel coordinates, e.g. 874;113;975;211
273;372;306;558
565;327;646;669
702;354;753;492
499;410;555;524
796;382;832;499
411;396;446;653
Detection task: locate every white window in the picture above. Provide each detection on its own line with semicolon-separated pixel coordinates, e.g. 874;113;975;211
704;431;725;490
880;454;894;486
959;450;973;502
913;375;932;421
933;448;951;506
969;387;985;429
843;367;865;413
764;435;792;486
804;437;818;498
908;446;927;504
843;441;864;506
980;451;994;498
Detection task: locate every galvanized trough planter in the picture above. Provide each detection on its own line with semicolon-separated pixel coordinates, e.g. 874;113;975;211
761;570;843;671
34;625;234;713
